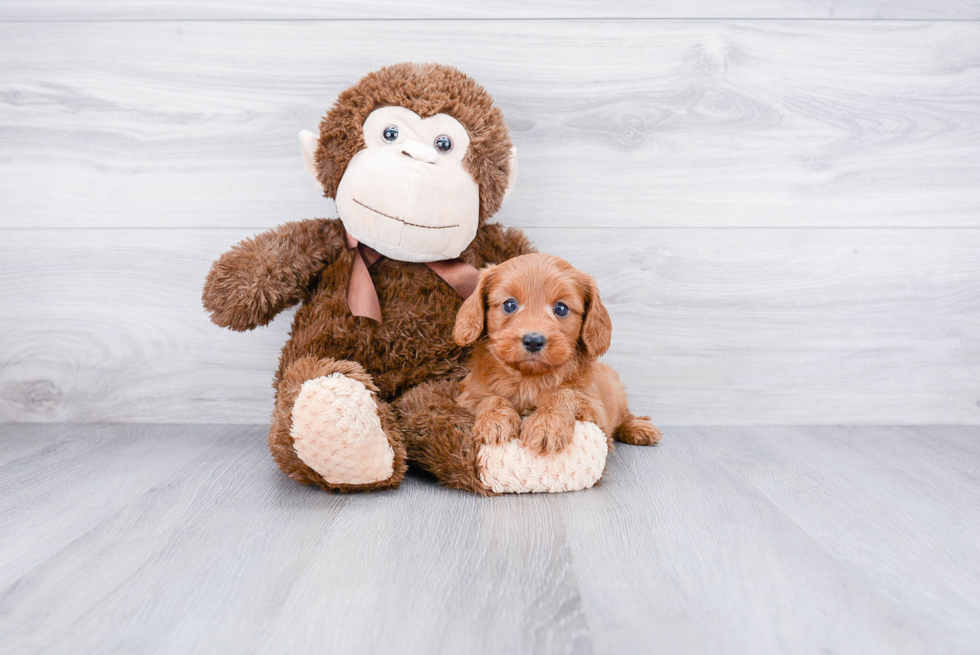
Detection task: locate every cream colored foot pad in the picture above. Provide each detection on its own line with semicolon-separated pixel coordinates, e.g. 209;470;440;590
477;421;607;494
290;373;394;485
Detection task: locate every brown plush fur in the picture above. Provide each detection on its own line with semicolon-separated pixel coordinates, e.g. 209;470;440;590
455;254;662;455
394;378;492;496
202;63;535;493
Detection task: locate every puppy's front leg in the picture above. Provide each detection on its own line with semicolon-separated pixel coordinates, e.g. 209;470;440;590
520;389;587;456
472;396;522;445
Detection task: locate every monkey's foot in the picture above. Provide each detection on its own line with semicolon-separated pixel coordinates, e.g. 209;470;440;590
477;421;607;494
290;373;395;485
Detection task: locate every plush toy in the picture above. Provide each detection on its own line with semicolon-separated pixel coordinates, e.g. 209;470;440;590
202;63;609;494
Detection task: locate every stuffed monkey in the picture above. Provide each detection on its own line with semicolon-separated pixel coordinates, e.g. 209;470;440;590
203;63;608;494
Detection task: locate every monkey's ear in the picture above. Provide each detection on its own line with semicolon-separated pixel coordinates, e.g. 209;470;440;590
299;130;323;190
453;266;496;346
502;146;518;202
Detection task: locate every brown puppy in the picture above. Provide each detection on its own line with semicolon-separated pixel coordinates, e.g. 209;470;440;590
454;253;661;455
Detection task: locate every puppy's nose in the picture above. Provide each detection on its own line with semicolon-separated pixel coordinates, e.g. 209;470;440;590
522;333;547;353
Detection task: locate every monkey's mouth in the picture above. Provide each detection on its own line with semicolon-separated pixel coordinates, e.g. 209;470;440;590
353;199;459;230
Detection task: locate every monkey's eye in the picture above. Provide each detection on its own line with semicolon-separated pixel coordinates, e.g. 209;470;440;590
434;135;453;153
554;302;569;318
383;125;399;142
502;298;518;314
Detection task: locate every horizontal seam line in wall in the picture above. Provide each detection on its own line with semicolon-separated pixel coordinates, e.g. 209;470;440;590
0;420;980;430
0;18;978;24
4;226;980;231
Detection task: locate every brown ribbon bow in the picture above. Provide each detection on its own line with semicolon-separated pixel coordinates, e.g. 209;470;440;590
344;230;480;323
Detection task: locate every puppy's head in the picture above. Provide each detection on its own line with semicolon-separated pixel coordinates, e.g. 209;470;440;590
454;253;612;374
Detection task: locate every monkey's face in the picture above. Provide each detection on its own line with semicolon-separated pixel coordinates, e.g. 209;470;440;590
334;106;480;263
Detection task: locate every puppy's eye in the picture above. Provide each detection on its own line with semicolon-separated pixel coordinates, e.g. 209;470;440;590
554;302;569;317
502;298;518;314
434;135;453;153
383;125;399;142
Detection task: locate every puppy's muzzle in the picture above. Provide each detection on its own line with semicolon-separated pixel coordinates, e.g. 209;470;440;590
522;332;546;353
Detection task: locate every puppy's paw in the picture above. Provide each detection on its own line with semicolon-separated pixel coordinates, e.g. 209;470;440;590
520;409;576;456
473;405;521;445
575;402;600;424
615;415;662;446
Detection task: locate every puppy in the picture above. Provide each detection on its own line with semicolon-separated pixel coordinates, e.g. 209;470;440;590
454;253;661;455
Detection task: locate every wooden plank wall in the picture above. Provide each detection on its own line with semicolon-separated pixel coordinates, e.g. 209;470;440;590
1;3;978;424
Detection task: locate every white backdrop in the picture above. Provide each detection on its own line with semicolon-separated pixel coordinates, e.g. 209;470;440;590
1;2;978;424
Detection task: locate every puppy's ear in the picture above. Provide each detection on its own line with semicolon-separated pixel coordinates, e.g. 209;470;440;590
453;266;496;346
579;273;612;359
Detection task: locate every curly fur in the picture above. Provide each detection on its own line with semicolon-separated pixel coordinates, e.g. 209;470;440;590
455;254;662;456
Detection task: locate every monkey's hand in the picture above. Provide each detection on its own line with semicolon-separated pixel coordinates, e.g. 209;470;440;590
202;218;344;331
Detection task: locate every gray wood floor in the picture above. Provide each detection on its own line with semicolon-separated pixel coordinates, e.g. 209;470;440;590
1;424;978;654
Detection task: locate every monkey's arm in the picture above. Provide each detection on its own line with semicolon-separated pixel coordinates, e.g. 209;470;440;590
466;222;537;268
202;218;345;331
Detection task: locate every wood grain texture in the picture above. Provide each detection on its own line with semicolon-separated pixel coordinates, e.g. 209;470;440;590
556;425;980;654
1;227;977;424
2;1;978;21
1;20;979;229
1;423;978;654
